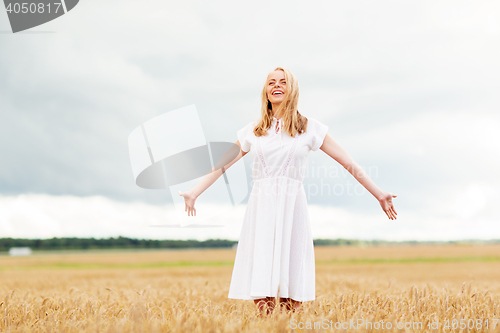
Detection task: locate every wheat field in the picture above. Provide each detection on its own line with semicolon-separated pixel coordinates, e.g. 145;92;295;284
1;244;500;332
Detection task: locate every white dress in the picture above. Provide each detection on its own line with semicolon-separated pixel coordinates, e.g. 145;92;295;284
228;115;329;302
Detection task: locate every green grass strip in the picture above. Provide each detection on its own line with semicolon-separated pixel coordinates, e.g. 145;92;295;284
0;260;235;271
1;256;500;271
316;256;500;265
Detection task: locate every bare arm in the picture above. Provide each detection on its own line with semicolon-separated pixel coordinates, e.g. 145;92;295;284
178;141;248;216
319;134;398;220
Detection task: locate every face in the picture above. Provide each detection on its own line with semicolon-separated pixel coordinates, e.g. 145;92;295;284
266;70;287;105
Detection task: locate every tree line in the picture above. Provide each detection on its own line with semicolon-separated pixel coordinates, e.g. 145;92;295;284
0;237;236;251
0;237;498;252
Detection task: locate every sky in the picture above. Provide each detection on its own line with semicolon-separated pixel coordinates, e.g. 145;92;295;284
0;0;499;241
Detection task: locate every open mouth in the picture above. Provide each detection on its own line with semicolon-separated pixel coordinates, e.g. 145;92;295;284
272;91;283;95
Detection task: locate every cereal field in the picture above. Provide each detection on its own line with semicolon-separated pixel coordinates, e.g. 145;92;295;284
1;244;500;332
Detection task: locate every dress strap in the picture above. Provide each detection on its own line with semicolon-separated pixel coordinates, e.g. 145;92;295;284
256;135;270;179
280;134;300;177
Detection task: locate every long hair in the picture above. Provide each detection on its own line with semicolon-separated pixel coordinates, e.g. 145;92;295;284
253;67;308;137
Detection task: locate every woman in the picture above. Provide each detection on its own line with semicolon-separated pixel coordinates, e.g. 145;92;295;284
178;67;398;315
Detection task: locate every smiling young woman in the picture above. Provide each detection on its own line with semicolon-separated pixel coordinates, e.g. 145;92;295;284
178;66;398;315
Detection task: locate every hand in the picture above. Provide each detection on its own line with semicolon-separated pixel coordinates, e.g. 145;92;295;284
178;190;197;216
379;191;398;220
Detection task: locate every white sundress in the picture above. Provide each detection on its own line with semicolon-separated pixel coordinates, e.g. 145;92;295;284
228;115;329;302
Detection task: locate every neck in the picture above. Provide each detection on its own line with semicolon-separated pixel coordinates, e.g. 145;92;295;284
271;103;283;119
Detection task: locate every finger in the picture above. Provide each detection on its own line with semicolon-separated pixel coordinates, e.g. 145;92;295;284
390;208;396;219
391;206;397;216
178;191;182;196
185;203;187;212
393;194;398;198
385;210;391;220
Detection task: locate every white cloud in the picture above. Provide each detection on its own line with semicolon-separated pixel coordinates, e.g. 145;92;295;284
0;193;244;240
1;193;499;241
451;182;500;220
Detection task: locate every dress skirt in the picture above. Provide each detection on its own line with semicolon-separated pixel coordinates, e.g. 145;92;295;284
227;176;316;302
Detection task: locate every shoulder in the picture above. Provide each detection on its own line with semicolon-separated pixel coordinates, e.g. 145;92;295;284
302;116;329;151
305;116;321;125
303;116;322;133
237;119;259;138
237;119;260;152
245;119;261;133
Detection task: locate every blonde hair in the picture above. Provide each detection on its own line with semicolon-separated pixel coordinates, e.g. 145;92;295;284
253;67;308;137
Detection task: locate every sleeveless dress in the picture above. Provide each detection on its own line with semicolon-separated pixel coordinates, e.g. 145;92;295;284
228;115;329;302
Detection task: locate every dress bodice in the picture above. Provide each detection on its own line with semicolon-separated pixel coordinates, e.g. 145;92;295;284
250;117;309;183
237;115;329;184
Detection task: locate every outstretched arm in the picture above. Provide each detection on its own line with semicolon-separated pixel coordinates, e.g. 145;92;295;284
319;134;398;220
178;141;248;216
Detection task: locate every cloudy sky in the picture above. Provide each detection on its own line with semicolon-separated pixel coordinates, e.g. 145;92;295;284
0;0;499;241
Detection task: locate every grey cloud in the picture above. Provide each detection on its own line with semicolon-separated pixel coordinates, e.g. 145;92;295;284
0;0;498;228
